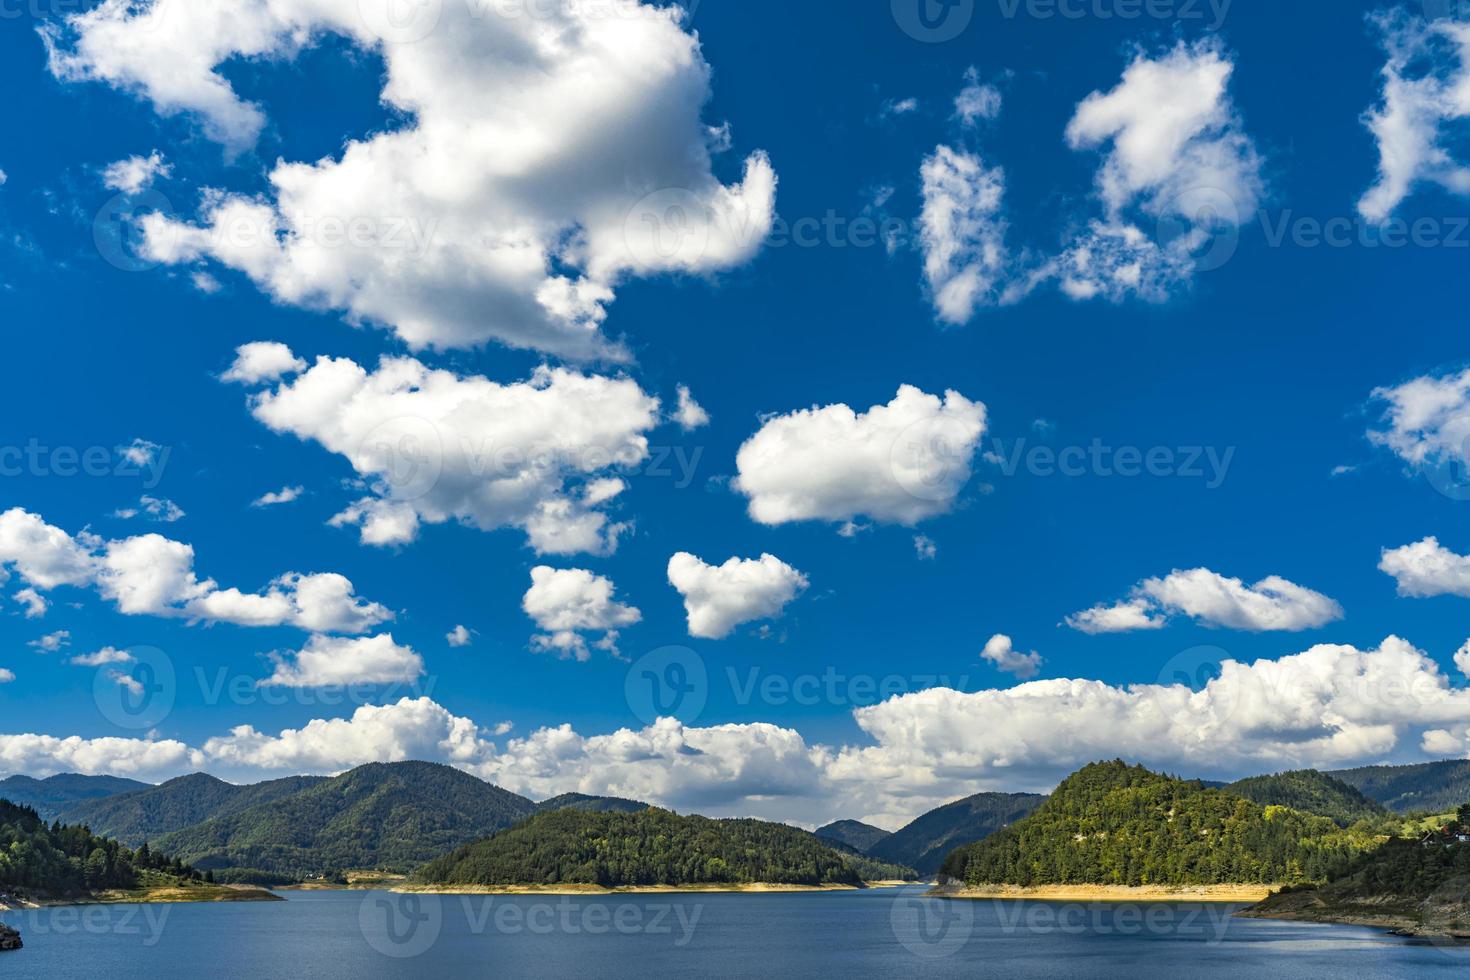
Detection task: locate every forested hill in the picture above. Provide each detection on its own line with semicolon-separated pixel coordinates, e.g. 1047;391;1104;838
415;808;872;888
152;762;536;877
535;793;649;814
868;792;1046;876
815;820;892;854
0;799;201;898
0;774;149;822
940;761;1373;887
1225;770;1388;827
1328;761;1470;815
60;772;328;846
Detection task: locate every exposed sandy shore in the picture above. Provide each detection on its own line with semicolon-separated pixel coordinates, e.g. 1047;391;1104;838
931;883;1275;903
1238;889;1470;939
0;884;282;910
394;882;873;896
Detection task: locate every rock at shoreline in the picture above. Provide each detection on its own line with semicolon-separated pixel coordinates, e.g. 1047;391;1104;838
0;922;21;951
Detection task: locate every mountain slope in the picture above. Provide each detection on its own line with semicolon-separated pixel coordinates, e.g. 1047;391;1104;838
535;793;649;814
815;820;892;854
0;774;149;821
415;808;868;888
1328;761;1470;815
940;761;1373;887
1225;770;1388;827
152;762;536;876
868;792;1046;876
60;773;327;846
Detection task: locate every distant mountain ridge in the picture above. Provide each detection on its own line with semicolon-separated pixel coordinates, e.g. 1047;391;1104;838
815;820;892;854
0;774;149;821
1328;761;1470;815
535;793;649;814
1225;770;1388;827
60;773;329;846
151;762;537;877
868;792;1047;876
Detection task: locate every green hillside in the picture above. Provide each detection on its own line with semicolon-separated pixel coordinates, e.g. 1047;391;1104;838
1225;770;1388;827
61;772;327;846
0;799;209;899
869;792;1046;876
415;808;871;888
152;762;536;877
535;793;649;814
1328;761;1470;815
815;820;892;854
0;774;149;821
940;761;1373;887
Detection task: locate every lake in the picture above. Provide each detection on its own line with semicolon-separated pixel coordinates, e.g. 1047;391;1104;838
2;886;1464;977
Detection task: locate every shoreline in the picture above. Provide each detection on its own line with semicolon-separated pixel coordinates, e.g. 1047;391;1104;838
1237;892;1470;940
0;883;283;910
930;883;1276;903
393;882;888;896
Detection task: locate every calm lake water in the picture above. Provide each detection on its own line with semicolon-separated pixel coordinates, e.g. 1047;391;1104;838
2;886;1464;978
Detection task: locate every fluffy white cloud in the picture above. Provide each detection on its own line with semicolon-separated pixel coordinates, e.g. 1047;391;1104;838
1380;537;1470;598
1359;10;1470;223
667;552;808;640
0;669;13;684
28;630;70;652
69;647;134;667
1065;597;1166;635
980;634;1043;680
673;385;710;431
114;495;185;523
1068;568;1343;633
735;385;988;528
919;145;1010;324
915;40;1263;321
119;438;161;468
0;733;203;779
1456;640;1470;677
13;588;47;619
1065;39;1263;223
262;633;424;688
8;637;1470;827
47;0;775;358
914;535;937;560
223;342;306;385
1369;367;1470;470
202;697;493;774
245;350;660;555
523;566;641;661
102;150;170;194
0;508;390;633
954;70;1002;127
251;485;304;508
446;625;473;649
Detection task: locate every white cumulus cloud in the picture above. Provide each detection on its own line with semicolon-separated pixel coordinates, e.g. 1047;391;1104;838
1068;568;1343;633
46;0;775;359
667;552;809;640
244;349;660;555
262;633;424;688
223;342;306;385
980;634;1044;680
735;385;988;529
523;566;641;661
1380;537;1470;598
101;150;171;194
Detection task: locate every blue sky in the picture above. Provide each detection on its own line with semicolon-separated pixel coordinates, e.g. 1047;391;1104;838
3;0;1470;828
